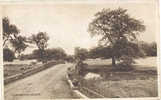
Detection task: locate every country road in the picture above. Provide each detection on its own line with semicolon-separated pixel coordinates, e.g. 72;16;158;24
4;63;79;100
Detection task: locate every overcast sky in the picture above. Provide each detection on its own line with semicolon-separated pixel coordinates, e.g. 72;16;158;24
3;1;159;54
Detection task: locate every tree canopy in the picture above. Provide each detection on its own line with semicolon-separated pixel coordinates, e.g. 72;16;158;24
88;8;146;66
3;17;28;58
3;17;20;46
30;32;49;50
88;45;112;59
10;36;28;56
44;48;67;60
74;47;89;61
138;41;157;56
3;48;15;62
29;32;49;63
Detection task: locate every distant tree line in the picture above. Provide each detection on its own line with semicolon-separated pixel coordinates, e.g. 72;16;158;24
74;41;157;61
19;48;67;62
89;41;157;59
138;41;157;56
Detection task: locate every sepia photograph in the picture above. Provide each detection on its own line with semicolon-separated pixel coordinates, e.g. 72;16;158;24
1;0;160;100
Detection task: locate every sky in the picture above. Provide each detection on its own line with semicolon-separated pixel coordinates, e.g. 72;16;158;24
3;1;159;55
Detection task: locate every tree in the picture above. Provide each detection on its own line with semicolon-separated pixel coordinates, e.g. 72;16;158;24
3;17;20;47
89;45;112;59
30;32;49;63
32;47;67;61
45;48;67;60
10;36;28;57
150;42;157;56
3;17;28;57
3;48;15;62
88;8;145;66
74;47;88;61
65;55;75;62
139;41;157;56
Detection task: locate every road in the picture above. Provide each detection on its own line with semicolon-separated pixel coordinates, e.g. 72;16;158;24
4;63;78;100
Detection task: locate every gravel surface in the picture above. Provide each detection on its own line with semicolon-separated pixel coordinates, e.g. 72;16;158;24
4;63;79;100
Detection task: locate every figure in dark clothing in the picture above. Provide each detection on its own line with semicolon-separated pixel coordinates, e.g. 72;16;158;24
75;58;87;76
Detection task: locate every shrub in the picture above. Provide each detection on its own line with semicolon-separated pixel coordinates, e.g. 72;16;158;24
3;48;15;62
116;55;135;71
139;41;157;57
65;55;75;63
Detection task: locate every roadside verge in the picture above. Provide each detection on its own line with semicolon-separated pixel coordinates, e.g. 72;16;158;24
66;74;89;99
4;60;64;85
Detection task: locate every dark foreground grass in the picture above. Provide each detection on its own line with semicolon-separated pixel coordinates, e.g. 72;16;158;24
4;64;33;78
80;64;158;98
82;77;157;98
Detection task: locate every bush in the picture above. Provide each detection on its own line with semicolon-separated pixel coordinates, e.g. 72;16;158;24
65;55;75;63
3;48;15;62
139;41;157;57
74;47;88;61
116;56;135;71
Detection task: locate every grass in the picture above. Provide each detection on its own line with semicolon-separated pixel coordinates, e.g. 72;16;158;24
4;59;64;79
79;57;158;98
4;59;40;77
4;64;40;78
82;77;157;98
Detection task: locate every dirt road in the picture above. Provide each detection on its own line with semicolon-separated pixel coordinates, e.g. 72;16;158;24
4;63;78;100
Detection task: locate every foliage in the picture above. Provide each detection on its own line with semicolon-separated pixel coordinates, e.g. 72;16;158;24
31;49;42;61
19;53;36;60
150;42;157;56
3;17;20;46
116;55;135;71
10;36;28;57
29;32;49;63
65;55;75;62
139;41;157;56
88;8;146;66
30;32;49;50
74;47;89;61
112;39;144;58
3;17;28;57
88;45;112;59
45;48;67;60
30;47;67;61
3;48;15;62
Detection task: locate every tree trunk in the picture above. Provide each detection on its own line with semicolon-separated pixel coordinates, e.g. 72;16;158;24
112;56;116;66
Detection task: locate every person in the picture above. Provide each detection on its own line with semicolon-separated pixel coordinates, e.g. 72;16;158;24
75;58;83;75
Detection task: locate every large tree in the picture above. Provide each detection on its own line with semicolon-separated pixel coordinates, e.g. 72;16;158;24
30;32;49;62
3;17;28;57
88;8;145;66
3;17;20;46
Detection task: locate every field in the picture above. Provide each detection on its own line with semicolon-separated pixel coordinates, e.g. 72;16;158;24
80;57;158;98
85;57;157;68
3;60;42;78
